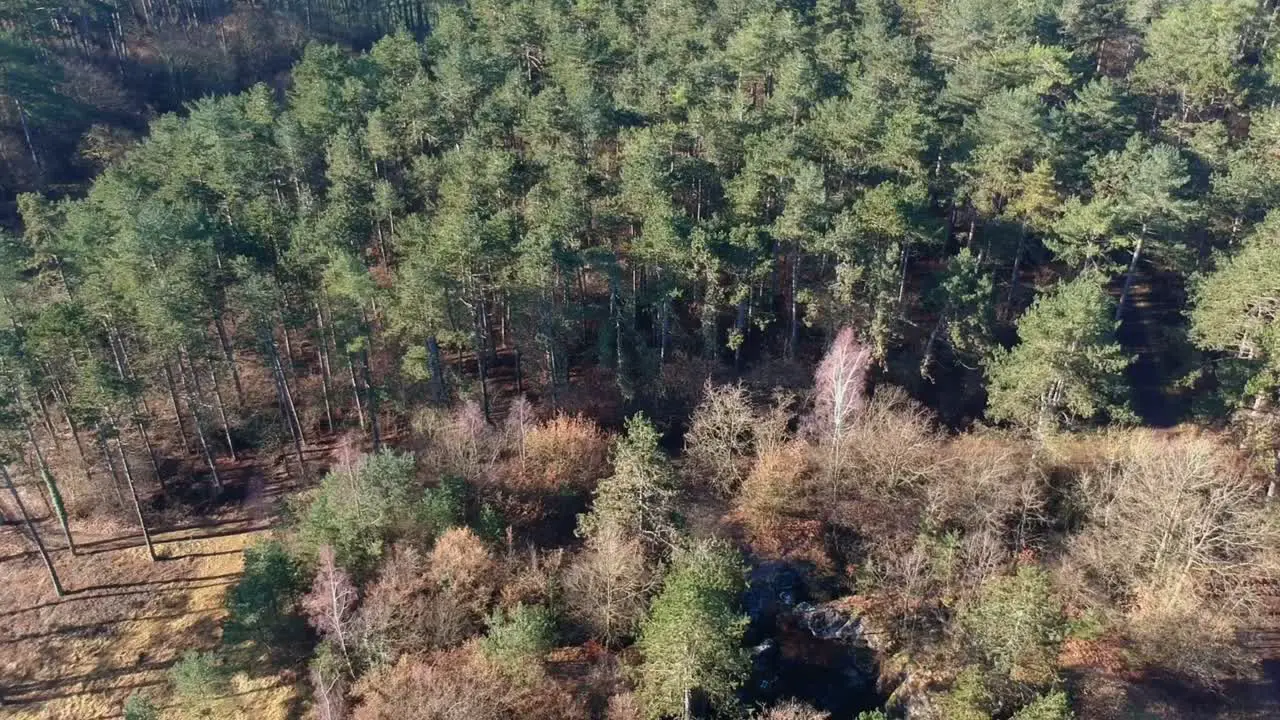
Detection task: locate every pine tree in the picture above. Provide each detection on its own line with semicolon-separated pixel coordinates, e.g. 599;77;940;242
985;275;1132;433
637;539;749;720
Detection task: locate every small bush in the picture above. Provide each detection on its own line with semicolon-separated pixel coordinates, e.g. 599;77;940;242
752;700;830;719
685;382;757;495
429;526;497;613
938;666;994;720
351;648;588;720
960;564;1064;686
418;475;467;538
738;440;808;525
354;545;474;666
123;693;159;720
565;526;654;646
1012;690;1074;720
296;449;419;575
169;650;229;708
519;414;610;492
480;603;557;679
223;539;308;652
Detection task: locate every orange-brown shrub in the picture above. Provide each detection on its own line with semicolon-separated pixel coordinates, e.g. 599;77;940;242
428;527;497;614
516;415;610;493
352;648;588;720
738;440;810;523
498;547;566;610
354;545;475;664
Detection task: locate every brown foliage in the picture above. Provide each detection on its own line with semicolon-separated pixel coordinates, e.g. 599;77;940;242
837;388;943;491
516;415;611;493
413;402;504;481
564;527;655;646
751;701;830;720
352;649;588;720
684;382;757;494
354;543;482;666
428;528;498;614
1059;432;1280;685
498;547;566;610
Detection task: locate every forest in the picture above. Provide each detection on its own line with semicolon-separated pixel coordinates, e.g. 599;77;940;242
2;0;1280;718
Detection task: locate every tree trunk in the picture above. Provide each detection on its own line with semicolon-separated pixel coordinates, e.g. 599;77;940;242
346;353;366;430
265;330;307;480
180;349;221;492
788;250;800;359
214;314;246;406
361;348;381;450
113;426;155;561
1005;230;1025;317
514;347;523;395
1;464;62;596
427;335;446;403
97;424;128;508
164;363;191;454
315;305;336;432
24;416;75;555
53;378;93;492
207;363;237;462
1116;234;1145;322
131;409;165;494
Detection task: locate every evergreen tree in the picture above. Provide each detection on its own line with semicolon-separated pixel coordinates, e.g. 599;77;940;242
985;275;1132;433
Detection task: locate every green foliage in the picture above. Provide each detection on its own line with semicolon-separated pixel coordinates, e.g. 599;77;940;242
223;540;309;651
169;650;229;708
939;666;994;720
960;565;1064;684
123;693;159;720
481;603;557;680
578;414;678;546
1012;691;1074;720
985;275;1132;431
418;475;468;539
296;450;419;574
1191;211;1280;400
637;539;750;719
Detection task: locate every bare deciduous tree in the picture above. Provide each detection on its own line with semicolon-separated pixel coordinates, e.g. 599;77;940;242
564;525;655;646
684;382;756;495
809;327;872;441
806;327;872;485
304;546;359;676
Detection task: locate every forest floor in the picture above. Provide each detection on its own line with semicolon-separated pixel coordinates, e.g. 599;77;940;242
0;439;339;720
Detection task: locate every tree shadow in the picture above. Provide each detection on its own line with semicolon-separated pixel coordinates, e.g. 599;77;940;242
70;571;243;594
1;659;174;702
0;606;220;643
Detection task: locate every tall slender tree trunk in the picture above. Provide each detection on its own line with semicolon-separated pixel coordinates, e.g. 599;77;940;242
1005;230;1026;316
315;305;335;432
112;425;155;561
1;464;62;596
180;349;221;492
213;314;246;406
265;330;307;480
788;250;800;359
427;335;446;403
206;363;237;462
164;363;191;454
13;97;40;169
131;409;165;494
1116;234;1146;322
97;425;128;508
52;378;93;493
346;353;366;430
24;417;75;554
360;348;381;450
34;388;57;442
